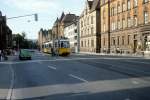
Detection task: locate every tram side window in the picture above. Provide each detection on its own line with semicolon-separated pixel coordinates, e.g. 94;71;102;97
61;42;64;48
49;44;51;48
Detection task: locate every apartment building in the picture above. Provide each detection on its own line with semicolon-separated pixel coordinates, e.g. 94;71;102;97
52;12;78;39
80;0;101;53
64;17;79;53
101;0;150;54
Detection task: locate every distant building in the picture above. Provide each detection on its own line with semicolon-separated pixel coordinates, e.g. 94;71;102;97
79;0;101;53
0;11;12;50
38;28;52;51
64;16;79;53
100;0;150;54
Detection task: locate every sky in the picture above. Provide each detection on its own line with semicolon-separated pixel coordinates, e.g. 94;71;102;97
0;0;85;39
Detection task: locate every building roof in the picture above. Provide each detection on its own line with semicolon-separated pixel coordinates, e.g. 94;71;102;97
53;17;59;26
64;16;79;27
62;14;77;23
87;0;93;9
59;12;65;22
90;0;100;12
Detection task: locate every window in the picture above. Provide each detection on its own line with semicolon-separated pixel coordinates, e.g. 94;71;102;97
114;7;117;15
122;36;125;45
143;0;149;3
133;16;137;26
122;2;126;11
103;9;106;19
91;27;94;34
127;17;131;27
112;37;116;45
117;4;121;13
117;36;120;45
81;41;83;47
134;0;138;7
128;35;131;45
81;21;83;27
122;18;126;29
103;38;105;46
87;17;89;25
88;40;89;47
127;0;131;10
118;20;121;29
91;40;94;47
111;21;116;31
91;16;93;24
144;11;149;24
74;29;77;33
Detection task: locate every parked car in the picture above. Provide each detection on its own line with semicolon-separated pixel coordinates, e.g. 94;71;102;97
19;49;32;60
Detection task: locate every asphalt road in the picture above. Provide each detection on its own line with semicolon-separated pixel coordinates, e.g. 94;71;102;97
0;50;150;100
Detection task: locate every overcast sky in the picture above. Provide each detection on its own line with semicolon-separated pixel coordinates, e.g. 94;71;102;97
0;0;85;39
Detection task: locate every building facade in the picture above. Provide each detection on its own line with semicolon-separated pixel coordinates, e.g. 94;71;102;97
0;11;12;50
64;17;79;53
52;12;79;39
38;28;52;51
101;0;150;54
79;0;101;53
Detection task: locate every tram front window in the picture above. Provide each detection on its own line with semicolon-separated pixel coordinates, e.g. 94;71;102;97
60;41;69;48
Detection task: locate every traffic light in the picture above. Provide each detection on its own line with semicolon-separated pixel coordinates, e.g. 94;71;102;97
34;14;38;21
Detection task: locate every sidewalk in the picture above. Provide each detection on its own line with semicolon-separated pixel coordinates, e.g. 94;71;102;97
0;55;17;63
78;52;150;59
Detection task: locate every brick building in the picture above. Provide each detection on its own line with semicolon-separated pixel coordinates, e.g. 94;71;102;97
0;11;12;50
100;0;150;54
79;0;101;53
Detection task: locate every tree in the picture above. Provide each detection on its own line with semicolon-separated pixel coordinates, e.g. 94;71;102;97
12;32;38;49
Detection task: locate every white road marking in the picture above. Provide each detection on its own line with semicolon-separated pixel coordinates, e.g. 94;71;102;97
69;74;88;83
125;98;131;100
132;80;139;85
7;64;15;100
48;66;57;70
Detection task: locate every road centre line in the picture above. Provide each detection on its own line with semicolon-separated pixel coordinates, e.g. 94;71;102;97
48;66;57;70
69;74;88;83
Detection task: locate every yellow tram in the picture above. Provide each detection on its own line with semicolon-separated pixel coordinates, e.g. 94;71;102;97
43;41;52;54
42;38;70;56
53;38;70;56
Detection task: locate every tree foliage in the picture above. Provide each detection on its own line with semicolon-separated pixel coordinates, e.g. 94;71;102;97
12;32;38;49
